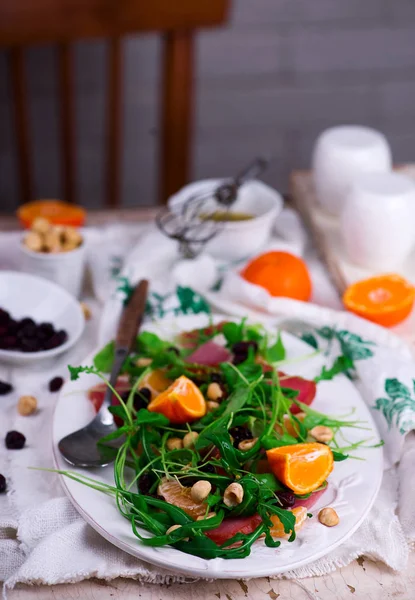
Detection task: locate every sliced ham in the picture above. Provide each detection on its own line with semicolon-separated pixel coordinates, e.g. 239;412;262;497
186;340;231;366
278;371;317;414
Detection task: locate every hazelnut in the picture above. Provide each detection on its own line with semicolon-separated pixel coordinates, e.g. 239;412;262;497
309;426;334;443
183;431;199;449
80;302;92;320
43;229;61;253
318;507;339;527
166;524;188;541
63;226;82;246
223;482;244;507
190;480;212;502
166;437;183;451
24;231;43;252
17;395;37;416
238;437;258;451
206;400;220;412
196;512;216;521
207;382;223;402
31;217;50;235
135;357;152;368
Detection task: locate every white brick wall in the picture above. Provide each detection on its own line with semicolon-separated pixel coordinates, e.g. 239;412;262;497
1;0;415;209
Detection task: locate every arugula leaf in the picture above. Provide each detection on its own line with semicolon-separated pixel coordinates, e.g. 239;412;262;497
261;433;299;449
332;450;349;462
137;332;170;357
314;355;354;383
93;341;115;372
222;321;245;346
222;386;252;417
134;409;169;427
108;405;128;420
68;365;96;380
265;331;286;363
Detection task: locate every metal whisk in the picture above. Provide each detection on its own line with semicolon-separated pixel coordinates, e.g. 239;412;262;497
156;157;269;258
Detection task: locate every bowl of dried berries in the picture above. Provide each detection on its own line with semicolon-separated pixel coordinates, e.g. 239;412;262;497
0;271;85;365
20;217;86;298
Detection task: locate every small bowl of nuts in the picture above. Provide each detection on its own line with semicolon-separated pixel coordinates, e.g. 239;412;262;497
20;217;86;298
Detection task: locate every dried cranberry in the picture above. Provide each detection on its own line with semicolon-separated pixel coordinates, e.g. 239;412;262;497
199;462;216;476
2;336;17;349
232;353;247;365
275;490;296;508
0;474;6;493
19;318;35;329
0;381;13;395
6;320;19;334
5;431;26;450
20;324;37;339
39;323;54;336
0;309;10;325
229;425;252;448
138;471;157;495
210;373;224;384
49;376;64;392
20;338;40;352
133;387;152;411
232;341;258;355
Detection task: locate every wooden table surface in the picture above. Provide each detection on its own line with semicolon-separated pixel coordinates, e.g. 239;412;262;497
3;207;414;600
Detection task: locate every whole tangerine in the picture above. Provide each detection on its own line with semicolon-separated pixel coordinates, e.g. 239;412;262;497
241;251;312;301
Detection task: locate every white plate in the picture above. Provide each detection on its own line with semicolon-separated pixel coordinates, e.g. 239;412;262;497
53;314;383;579
0;270;85;365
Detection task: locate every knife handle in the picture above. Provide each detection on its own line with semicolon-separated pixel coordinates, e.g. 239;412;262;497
115;279;149;351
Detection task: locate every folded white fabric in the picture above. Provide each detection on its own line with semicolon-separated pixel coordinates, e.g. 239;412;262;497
1;211;414;596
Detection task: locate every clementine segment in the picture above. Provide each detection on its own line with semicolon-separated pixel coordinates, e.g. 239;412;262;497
140;369;172;399
266;443;333;494
241;251;312;301
270;505;308;539
157;478;206;519
343;274;415;327
147;375;206;424
17;200;86;228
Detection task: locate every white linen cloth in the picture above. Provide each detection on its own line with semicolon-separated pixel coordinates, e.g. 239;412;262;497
1;209;414;597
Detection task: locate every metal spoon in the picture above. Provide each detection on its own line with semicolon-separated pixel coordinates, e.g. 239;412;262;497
58;279;149;468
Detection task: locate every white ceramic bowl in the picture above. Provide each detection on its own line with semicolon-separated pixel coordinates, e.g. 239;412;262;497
312;125;392;216
168;179;283;260
0;271;85;365
19;234;87;298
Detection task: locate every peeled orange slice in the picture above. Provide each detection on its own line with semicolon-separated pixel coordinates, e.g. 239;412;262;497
157;477;206;519
17;200;86;228
147;375;206;424
343;274;415;327
140;369;172;399
266;443;333;495
270;505;308;539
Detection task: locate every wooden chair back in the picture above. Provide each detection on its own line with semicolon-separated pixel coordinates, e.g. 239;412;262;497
0;0;230;207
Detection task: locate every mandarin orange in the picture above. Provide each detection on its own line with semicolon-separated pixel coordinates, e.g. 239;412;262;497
147;375;206;424
241;251;312;301
270;505;308;539
140;369;172;399
17;200;86;228
266;443;333;495
343;274;415;327
157;478;207;519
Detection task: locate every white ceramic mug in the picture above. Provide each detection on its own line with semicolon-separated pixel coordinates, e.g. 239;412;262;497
19;239;87;298
312;125;392;216
340;172;415;270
